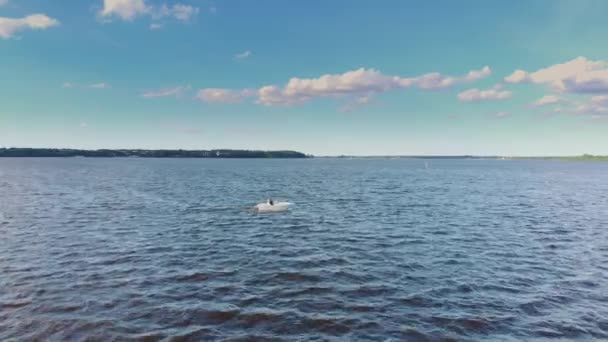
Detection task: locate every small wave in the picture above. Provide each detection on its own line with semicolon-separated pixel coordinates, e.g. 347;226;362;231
236;309;287;327
282;286;333;297
293;256;351;268
398;294;439;308
481;284;521;294
519;300;548;316
429;316;494;333
203;308;240;324
268;271;322;283
222;334;283;342
298;315;354;335
399;327;455;342
530;321;589;338
340;284;395;297
174;272;209;282
179;305;242;326
345;303;379;312
1;300;32;309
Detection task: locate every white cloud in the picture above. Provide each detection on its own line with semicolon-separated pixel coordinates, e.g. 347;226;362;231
196;88;256;103
256;85;306;106
541;95;608;118
591;95;608;106
272;66;491;105
157;4;199;21
338;95;374;112
90;82;110;89
80;122;88;128
235;50;251;59
62;82;73;88
99;0;149;21
149;23;163;30
573;103;608;116
0;14;60;39
356;96;371;104
100;0;199;22
408;65;491;90
504;56;608;94
463;66;492;82
504;70;528;83
495;112;510;118
571;96;608;116
197;66;491;106
533;95;560;106
142;85;190;98
458;85;512;102
0;0;9;7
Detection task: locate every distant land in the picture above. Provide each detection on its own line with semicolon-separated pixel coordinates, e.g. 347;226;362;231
0;148;309;158
1;149;606;161
323;154;608;161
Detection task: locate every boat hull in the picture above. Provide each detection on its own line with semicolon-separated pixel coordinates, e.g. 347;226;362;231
255;202;292;213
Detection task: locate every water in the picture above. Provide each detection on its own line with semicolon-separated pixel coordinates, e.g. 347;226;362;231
1;158;608;341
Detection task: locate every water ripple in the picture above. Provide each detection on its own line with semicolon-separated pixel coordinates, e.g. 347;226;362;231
1;158;608;340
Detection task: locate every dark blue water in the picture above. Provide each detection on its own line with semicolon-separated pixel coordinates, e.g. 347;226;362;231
1;158;608;341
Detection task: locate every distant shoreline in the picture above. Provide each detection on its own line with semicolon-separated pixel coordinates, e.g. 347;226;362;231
317;155;608;161
1;148;606;161
0;148;309;159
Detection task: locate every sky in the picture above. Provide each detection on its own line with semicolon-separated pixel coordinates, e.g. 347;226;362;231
1;0;608;156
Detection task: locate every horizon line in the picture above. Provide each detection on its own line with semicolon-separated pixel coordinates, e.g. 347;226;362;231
1;147;606;159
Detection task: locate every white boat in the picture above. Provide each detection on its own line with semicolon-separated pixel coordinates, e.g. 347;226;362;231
255;201;293;213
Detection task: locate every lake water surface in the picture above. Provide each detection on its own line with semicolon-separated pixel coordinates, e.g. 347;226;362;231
1;158;608;341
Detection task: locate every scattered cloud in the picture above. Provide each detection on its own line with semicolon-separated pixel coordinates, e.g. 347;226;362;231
89;82;110;89
209;6;217;14
592;95;608;106
458;84;512;102
356;96;371;104
538;95;608;118
99;0;199;22
198;66;491;106
234;50;251;59
157;4;199;21
142;85;190;98
196;88;256;103
494;112;510;118
99;0;149;21
572;98;608;116
504;56;608;94
63;82;112;90
0;0;9;7
573;103;608;116
339;95;375;112
261;66;492;105
504;70;528;84
0;14;60;39
532;95;560;106
80;122;88;128
149;23;163;30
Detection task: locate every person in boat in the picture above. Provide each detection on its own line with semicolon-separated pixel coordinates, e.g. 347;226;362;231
267;198;274;205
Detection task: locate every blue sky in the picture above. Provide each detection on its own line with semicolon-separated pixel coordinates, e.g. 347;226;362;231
1;0;608;156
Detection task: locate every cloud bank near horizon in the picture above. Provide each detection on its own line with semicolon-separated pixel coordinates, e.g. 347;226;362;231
197;66;492;106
